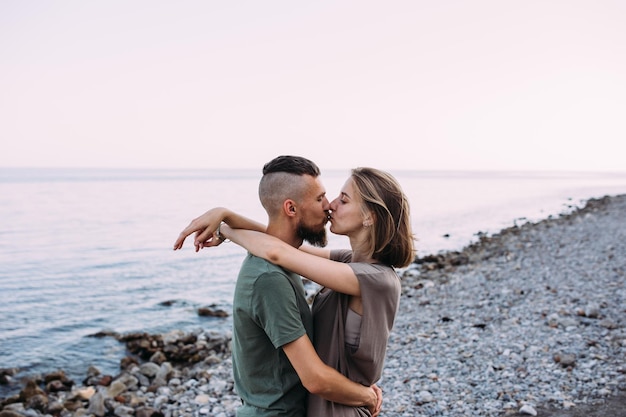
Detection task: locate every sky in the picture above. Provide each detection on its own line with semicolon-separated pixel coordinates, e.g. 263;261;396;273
1;0;625;172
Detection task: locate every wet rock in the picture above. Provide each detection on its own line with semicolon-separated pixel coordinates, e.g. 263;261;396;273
73;386;96;400
87;390;106;417
25;394;48;412
0;369;19;386
19;379;45;403
149;351;167;365
46;400;65;415
106;380;127;398
0;410;24;417
46;379;70;393
120;355;139;370
198;305;229;318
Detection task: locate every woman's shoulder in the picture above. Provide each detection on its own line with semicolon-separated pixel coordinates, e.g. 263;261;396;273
350;262;399;288
330;249;353;263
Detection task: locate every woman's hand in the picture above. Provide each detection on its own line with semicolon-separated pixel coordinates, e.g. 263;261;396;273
370;384;383;417
174;207;266;252
173;207;228;252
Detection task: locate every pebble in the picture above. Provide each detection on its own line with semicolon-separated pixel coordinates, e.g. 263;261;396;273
1;195;624;417
519;404;537;415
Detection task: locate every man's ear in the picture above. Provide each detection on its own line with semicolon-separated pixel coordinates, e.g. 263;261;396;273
283;200;297;217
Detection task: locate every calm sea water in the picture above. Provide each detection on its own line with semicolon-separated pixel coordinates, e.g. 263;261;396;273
2;167;626;396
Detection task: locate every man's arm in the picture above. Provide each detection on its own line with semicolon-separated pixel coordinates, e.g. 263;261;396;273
282;335;382;416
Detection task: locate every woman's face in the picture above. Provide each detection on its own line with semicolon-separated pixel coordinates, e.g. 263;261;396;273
328;178;368;236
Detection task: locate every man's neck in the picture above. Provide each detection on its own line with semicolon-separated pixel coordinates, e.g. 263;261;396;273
266;223;302;248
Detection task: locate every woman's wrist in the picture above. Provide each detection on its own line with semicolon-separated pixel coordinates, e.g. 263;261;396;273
216;222;230;243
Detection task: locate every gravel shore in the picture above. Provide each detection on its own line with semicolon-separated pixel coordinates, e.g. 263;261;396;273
1;194;625;417
385;194;626;416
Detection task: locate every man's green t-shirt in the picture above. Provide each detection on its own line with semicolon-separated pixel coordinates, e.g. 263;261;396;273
232;254;314;417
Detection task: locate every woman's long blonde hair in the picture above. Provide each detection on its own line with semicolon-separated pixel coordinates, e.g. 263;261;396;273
351;167;415;268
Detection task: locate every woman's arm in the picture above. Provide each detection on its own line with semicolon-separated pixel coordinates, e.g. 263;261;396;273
299;245;331;259
221;224;361;296
173;207;266;252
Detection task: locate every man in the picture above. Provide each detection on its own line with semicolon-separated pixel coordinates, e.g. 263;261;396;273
174;156;381;416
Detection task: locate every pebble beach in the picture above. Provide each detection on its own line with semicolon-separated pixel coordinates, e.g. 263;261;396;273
1;194;625;417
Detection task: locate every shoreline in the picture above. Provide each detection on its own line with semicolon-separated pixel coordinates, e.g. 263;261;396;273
386;194;626;416
1;194;625;416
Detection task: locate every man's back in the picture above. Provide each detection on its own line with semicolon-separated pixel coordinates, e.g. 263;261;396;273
232;253;314;416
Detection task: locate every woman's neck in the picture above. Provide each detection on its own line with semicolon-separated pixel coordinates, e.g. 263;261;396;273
349;235;375;263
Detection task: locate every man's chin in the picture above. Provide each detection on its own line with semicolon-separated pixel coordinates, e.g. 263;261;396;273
307;235;327;247
298;227;327;247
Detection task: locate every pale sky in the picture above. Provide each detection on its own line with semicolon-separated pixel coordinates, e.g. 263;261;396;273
1;0;625;172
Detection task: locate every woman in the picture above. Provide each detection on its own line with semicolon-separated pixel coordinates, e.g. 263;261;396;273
177;167;414;416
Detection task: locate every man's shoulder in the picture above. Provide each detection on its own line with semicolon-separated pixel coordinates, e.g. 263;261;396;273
238;255;304;295
241;254;290;276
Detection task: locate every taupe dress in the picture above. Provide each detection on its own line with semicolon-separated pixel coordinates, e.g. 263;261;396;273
308;250;401;417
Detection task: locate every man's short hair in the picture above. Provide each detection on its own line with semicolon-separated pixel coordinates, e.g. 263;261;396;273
262;155;320;177
259;156;321;217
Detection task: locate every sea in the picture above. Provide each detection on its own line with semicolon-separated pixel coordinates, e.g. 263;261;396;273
2;167;626;397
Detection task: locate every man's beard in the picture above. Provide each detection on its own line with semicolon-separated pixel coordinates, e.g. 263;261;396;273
297;222;327;247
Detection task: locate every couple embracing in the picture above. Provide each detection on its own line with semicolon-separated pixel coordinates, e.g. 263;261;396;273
174;155;415;417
